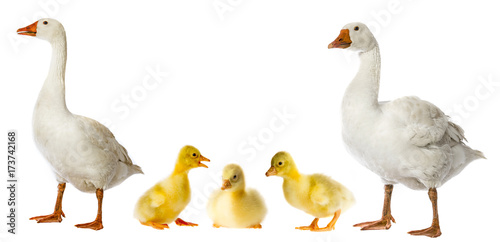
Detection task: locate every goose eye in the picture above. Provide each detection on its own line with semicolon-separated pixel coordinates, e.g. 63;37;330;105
354;26;359;31
192;153;196;157
232;175;237;180
278;161;283;166
43;21;48;25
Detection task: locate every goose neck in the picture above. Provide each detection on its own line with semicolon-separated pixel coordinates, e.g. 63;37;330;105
48;37;67;81
37;36;69;113
173;162;191;175
343;45;381;109
284;169;301;182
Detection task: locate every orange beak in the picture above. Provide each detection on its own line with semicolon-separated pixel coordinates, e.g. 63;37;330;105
221;179;231;190
17;21;38;36
265;166;277;177
198;155;210;168
328;29;352;49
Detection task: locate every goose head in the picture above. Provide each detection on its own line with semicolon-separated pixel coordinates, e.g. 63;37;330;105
266;151;297;178
328;22;377;52
17;18;65;42
176;145;210;170
220;164;245;191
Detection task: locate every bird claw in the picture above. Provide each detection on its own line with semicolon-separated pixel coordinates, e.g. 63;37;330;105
30;211;65;223
408;225;442;238
354;215;395;230
140;221;169;230
175;218;198;227
75;219;103;230
296;218;320;231
312;227;335;232
247;224;262;229
295;225;316;231
295;225;334;232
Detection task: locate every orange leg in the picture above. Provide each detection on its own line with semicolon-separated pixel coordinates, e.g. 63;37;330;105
408;188;442;238
75;188;104;230
140;221;170;230
175;218;198;227
296;218;319;231
314;209;341;232
30;183;66;223
354;184;396;230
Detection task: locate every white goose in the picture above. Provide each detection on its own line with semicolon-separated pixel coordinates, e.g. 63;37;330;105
328;22;485;238
17;18;143;230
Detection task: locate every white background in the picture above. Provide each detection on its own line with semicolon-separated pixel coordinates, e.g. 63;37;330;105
1;0;499;242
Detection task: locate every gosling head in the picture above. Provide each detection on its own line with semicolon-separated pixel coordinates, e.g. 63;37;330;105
266;151;297;178
17;18;66;42
220;164;245;191
328;22;377;52
177;145;210;170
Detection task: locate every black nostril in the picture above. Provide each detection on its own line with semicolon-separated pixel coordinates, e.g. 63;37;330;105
339;38;343;41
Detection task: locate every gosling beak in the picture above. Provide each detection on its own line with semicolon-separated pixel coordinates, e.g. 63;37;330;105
328;29;351;49
265;166;277;177
221;179;231;190
17;21;38;36
198;155;210;168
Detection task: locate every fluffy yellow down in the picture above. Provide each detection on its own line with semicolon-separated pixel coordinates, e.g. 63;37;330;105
134;145;209;229
266;151;355;231
207;164;267;228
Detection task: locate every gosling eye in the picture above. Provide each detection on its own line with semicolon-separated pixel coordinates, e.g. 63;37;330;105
192;153;197;157
232;175;237;180
43;21;48;25
278;161;283;166
354;26;359;31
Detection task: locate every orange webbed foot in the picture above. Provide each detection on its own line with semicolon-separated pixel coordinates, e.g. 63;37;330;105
408;225;441;238
30;211;65;223
311;209;341;232
295;218;320;231
295;225;318;231
140;221;170;230
75;219;103;231
175;218;198;227
353;215;395;230
312;227;334;232
247;224;262;229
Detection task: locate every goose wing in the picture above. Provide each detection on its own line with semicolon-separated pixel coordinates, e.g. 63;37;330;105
75;115;134;165
382;96;464;147
309;174;332;206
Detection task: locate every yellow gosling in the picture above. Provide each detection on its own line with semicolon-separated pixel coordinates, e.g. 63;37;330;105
207;164;267;228
266;151;355;232
134;145;209;230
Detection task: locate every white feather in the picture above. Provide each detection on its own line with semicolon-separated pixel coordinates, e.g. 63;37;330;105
339;22;484;190
30;18;142;193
